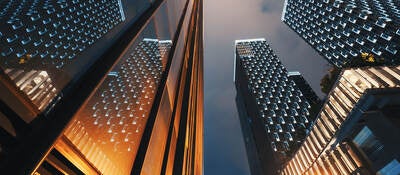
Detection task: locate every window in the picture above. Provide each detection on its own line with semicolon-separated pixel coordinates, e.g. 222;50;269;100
273;132;280;142
380;33;392;41
353;126;384;163
378;159;400;175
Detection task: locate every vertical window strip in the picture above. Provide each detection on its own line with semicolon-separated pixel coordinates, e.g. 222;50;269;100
339;79;361;100
393;66;400;75
313;125;327;146
382;67;400;85
331;149;351;174
328;97;348;119
333;146;352;174
337;146;356;172
324;104;341;130
311;163;319;175
302;146;313;167
349;70;372;90
320;111;337;133
316;120;333;140
288;161;296;175
354;69;380;88
293;156;302;174
283;166;289;175
305;139;318;162
325;155;340;175
342;72;365;94
318;158;330;175
298;149;308;172
336;83;357;105
369;68;396;87
346;144;364;168
310;132;323;152
332;89;353;112
364;69;390;87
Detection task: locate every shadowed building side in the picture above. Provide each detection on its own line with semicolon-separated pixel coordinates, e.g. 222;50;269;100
281;66;400;175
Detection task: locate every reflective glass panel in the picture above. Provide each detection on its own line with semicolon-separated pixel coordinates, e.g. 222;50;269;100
0;0;150;116
55;1;184;174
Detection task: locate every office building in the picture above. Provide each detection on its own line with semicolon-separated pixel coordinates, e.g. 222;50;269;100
0;0;203;174
281;66;400;175
234;38;313;174
282;0;400;67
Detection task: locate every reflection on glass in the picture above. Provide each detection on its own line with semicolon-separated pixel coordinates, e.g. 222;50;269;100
33;0;185;173
4;69;57;111
61;38;171;175
0;0;125;112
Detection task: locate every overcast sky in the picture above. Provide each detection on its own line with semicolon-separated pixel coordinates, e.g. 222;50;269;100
203;0;330;174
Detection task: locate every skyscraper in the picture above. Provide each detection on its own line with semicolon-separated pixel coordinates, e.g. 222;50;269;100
0;0;203;174
280;66;400;175
234;38;314;175
282;0;400;67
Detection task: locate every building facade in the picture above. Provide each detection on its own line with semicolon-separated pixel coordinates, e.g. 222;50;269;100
282;0;400;67
288;72;321;106
281;66;400;175
234;38;313;174
0;0;203;174
288;72;322;121
235;89;264;175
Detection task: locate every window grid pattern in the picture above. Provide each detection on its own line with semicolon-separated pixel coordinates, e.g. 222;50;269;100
63;39;171;175
281;66;400;175
282;0;400;67
0;0;124;68
0;0;124;111
236;39;312;156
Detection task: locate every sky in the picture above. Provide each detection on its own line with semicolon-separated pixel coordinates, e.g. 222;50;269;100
203;0;330;174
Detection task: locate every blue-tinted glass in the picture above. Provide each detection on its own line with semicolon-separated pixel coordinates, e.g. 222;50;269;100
379;159;400;175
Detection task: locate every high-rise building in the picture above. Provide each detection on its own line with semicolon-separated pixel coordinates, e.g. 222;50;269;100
0;0;203;174
281;0;400;67
280;66;400;175
234;38;313;175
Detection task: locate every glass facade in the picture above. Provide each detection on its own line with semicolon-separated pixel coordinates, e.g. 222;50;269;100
0;0;150;117
282;0;400;67
234;39;314;174
379;159;400;175
60;38;171;175
280;66;400;175
288;72;320;106
0;0;203;174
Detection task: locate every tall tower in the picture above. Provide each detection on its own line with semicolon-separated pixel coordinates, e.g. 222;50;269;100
0;0;203;174
282;0;400;67
280;66;400;175
234;38;315;175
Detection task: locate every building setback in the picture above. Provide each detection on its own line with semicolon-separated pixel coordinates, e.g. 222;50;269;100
281;66;400;175
234;38;313;175
282;0;400;67
288;71;321;106
0;0;203;174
